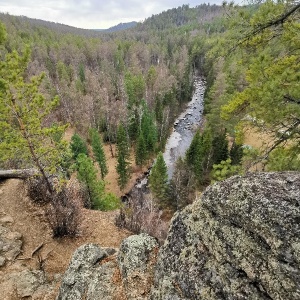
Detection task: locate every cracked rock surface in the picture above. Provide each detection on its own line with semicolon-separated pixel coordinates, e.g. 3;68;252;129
150;172;300;299
57;172;300;299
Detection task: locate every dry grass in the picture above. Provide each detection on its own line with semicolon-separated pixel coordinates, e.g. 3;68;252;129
242;125;275;171
243;126;274;150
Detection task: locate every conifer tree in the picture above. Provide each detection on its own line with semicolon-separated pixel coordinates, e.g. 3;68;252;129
219;1;300;167
186;130;202;166
212;130;228;164
90;128;108;179
0;23;67;193
116;124;131;190
229;142;243;165
135;132;147;166
169;157;195;210
70;133;88;160
149;152;169;207
140;100;157;156
186;129;213;185
76;153;105;209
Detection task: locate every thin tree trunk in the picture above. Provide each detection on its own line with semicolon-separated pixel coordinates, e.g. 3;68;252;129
12;99;54;194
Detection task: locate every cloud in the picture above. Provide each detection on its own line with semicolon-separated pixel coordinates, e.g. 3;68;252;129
0;0;226;29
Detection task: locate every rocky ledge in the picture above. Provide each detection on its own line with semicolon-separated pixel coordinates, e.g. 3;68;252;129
57;172;300;299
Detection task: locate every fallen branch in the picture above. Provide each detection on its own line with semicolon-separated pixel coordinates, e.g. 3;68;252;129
31;242;44;258
0;168;39;179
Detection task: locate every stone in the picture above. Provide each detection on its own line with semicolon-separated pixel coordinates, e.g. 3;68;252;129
5;231;22;240
0;270;46;298
150;172;300;300
57;234;159;300
0;224;22;262
56;244;109;300
86;260;119;300
0;256;5;267
0;215;14;224
118;233;159;299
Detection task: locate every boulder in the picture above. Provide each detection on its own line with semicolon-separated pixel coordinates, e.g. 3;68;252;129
56;244;109;300
150;172;300;299
0;223;22;265
118;233;159;299
0;269;51;299
57;234;158;300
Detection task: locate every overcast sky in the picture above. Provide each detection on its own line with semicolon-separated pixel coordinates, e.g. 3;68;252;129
0;0;229;29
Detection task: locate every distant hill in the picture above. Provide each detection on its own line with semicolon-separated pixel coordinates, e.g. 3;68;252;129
94;21;138;32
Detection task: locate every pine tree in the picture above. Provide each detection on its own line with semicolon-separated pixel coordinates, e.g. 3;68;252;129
149;152;169;207
186;130;202;166
135;132;147;166
186;129;213;185
70;133;88;160
212;130;228;164
140;100;157;156
76;153;105;209
0;23;67;193
116;124;131;190
169;157;195;210
219;1;300;167
229;141;243;165
90;128;108;179
128;108;140;142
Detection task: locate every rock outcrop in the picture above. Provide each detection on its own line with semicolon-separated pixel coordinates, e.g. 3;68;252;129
151;172;300;299
0;213;58;299
57;172;300;299
56;234;159;300
118;233;158;299
0;214;22;267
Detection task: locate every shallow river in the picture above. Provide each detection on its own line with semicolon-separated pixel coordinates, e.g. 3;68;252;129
163;76;206;179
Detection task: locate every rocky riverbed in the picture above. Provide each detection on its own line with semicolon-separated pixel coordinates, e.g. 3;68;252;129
163;77;205;178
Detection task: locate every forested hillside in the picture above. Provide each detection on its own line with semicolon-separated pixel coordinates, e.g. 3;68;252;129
0;4;222;142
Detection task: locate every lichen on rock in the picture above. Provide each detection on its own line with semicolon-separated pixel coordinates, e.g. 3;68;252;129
150;172;300;299
57;234;158;300
118;233;159;299
57;172;300;299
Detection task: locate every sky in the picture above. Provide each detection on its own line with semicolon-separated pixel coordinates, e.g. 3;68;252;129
0;0;227;29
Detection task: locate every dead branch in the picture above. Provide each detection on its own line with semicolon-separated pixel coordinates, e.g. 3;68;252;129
0;168;39;179
31;242;44;258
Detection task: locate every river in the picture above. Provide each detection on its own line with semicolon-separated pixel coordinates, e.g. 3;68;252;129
135;76;205;189
119;76;206;241
163;76;205;179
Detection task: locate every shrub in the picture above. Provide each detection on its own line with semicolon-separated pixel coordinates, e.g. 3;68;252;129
97;192;121;211
46;185;81;237
26;176;52;204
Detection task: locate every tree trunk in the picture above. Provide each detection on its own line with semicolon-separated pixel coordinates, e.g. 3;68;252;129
0;169;39;179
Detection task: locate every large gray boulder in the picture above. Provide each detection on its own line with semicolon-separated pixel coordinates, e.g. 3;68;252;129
57;234;158;300
150;172;300;299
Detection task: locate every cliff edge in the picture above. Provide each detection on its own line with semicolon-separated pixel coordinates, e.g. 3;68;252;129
57;172;300;299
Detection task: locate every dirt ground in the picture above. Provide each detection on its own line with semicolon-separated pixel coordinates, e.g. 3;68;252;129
0;178;131;278
0;127;153;298
64;127;150;198
0;128;149;295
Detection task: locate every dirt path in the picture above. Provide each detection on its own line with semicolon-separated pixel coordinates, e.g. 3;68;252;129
0;179;131;276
